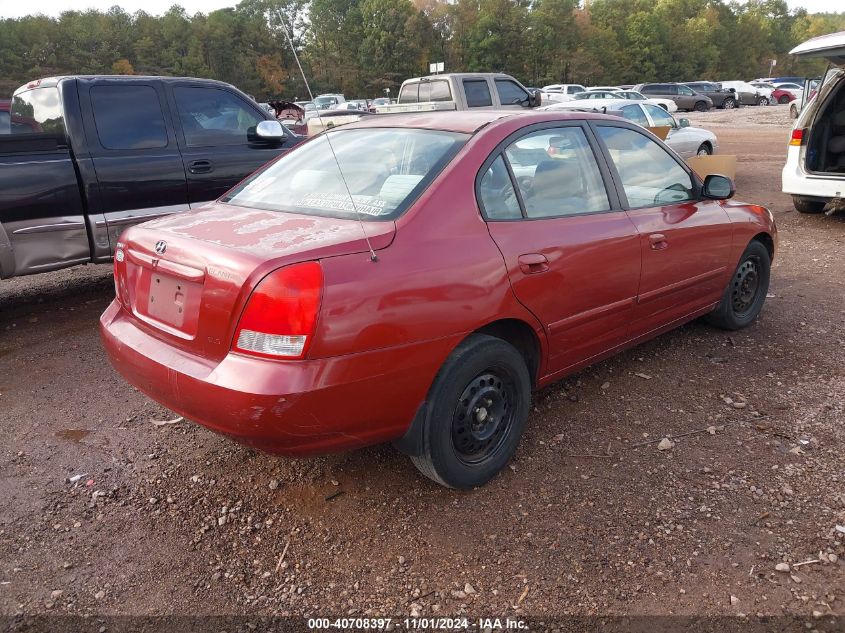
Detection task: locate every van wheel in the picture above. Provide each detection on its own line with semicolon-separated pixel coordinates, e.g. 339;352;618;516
722;97;736;109
705;240;770;331
792;195;825;214
410;334;530;489
778;95;790;105
694;101;708;112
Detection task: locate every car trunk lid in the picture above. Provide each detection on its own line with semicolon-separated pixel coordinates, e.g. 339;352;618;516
114;202;394;362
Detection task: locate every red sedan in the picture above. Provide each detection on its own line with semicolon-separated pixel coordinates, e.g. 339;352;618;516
100;111;776;489
772;87;797;104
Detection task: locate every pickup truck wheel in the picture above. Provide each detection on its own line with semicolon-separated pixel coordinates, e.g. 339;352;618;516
705;240;770;331
778;95;790;104
410;334;530;489
693;101;708;112
722;97;736;109
792;195;825;214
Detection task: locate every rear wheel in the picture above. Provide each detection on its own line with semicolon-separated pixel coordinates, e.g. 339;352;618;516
722;97;736;109
693;101;708;112
757;97;769;106
410;334;531;489
706;241;770;330
792;195;825;214
778;95;790;105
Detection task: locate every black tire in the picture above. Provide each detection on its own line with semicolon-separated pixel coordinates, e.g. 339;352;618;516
705;240;770;330
410;334;531;489
790;103;799;119
696;143;712;156
792;195;825;214
778;95;790;105
757;97;769;106
693;101;708;112
722;97;736;110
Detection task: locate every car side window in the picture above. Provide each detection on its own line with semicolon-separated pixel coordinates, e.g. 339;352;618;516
90;85;168;150
596;125;694;208
621;104;649;127
503;127;610;218
478;155;522;220
464;80;493;108
567;86;584;94
495;79;528;106
644;104;675;127
678;85;695;96
174;86;264;147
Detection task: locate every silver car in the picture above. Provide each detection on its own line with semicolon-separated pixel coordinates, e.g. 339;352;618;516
540;98;718;158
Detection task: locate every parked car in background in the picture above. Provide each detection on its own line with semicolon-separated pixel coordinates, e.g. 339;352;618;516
0;75;300;280
772;76;806;86
540;84;586;103
541;98;717;158
574;89;677;113
683;82;739;109
751;81;793;104
633;83;713;111
773;82;805;101
100;109;775;489
369;97;392;111
782;31;845;215
377;73;540;113
314;94;345;110
718;81;768;106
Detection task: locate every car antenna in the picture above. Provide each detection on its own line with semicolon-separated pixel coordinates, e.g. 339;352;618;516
276;12;378;263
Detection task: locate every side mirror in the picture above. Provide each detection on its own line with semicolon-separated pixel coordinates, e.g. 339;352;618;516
527;89;541;108
255;120;286;140
679;118;690;128
702;174;735;200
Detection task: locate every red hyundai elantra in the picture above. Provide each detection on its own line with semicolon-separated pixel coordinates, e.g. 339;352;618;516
101;110;776;488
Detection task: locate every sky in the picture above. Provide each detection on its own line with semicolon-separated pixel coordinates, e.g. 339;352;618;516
0;0;840;18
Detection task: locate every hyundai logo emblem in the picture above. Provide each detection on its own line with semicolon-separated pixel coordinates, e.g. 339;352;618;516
154;240;167;255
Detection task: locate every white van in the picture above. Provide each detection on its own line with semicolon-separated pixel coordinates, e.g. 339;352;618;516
782;31;845;213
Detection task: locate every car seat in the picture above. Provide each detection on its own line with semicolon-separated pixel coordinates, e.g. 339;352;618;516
526;159;585;217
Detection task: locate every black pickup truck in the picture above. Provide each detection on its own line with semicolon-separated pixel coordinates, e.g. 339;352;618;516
0;75;301;280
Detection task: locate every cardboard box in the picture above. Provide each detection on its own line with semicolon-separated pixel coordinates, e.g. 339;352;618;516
687;154;737;181
646;126;671;141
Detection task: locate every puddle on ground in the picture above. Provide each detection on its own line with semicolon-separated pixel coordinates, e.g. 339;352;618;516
55;429;91;442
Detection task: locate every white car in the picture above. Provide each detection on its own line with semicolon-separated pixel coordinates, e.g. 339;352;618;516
539;98;717;158
773;82;805;102
575;88;678;113
540;83;586;103
782;30;845;215
719;80;769;105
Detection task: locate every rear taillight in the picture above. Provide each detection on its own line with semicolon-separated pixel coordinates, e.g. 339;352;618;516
789;128;805;147
233;262;323;360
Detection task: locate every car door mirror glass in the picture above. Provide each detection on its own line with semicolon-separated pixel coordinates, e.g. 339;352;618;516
702;174;735;200
255;120;285;140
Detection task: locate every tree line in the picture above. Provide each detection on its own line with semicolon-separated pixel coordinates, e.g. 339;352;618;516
0;0;843;100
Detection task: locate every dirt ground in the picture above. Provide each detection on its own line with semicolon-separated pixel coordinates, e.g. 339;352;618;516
1;103;844;628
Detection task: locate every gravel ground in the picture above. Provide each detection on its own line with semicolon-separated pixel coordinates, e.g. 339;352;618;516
1;106;843;628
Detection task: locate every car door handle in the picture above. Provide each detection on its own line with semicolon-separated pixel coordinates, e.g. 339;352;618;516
189;160;213;174
649;233;669;250
518;253;549;274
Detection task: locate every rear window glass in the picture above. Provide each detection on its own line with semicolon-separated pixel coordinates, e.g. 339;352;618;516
91;85;168;150
464;80;493;107
10;87;64;135
223;128;467;221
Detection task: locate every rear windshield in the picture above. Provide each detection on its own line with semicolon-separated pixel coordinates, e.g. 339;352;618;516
223;127;468;221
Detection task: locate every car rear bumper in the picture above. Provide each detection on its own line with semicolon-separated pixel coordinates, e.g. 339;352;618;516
782;147;845;198
100;300;458;455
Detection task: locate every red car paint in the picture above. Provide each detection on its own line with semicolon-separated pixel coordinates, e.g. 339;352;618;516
100;110;776;456
772;88;797;104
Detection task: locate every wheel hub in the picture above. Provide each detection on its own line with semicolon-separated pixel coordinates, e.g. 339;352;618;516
732;259;759;314
452;373;512;461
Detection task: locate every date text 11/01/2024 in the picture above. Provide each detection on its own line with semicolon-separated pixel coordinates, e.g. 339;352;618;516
307;617;528;630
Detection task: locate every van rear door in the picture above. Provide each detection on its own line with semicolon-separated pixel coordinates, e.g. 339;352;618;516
790;31;845;65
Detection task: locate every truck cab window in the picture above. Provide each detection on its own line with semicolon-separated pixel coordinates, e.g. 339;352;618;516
495;80;528;106
175;87;265;147
463;80;493;108
10;87;64;136
90;85;168;150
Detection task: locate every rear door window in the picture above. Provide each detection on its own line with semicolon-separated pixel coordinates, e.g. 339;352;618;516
90;85;168;150
10;87;64;135
174;86;264;147
463;80;493;107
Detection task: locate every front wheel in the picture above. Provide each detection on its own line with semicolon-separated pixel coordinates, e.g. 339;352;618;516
696;143;712;156
705;240;770;330
410;334;531;489
722;97;736;109
694;101;708;112
757;97;769;106
778;95;790;105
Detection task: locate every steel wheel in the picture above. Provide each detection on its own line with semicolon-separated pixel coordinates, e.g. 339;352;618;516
731;258;760;318
451;371;516;465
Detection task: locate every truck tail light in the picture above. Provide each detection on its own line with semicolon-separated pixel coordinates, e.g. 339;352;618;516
233;262;323;360
789;128;805;147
